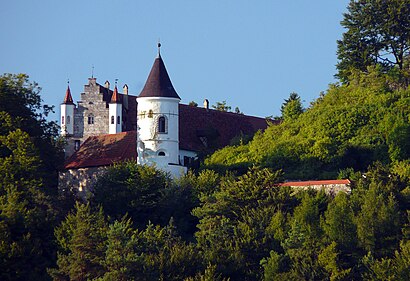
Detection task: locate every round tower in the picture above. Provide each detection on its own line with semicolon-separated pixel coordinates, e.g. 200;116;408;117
137;48;181;170
61;85;74;136
109;85;122;134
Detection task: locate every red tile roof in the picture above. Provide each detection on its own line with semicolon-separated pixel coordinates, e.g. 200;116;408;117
110;86;121;103
63;85;74;104
64;131;137;169
278;179;351;187
179;104;272;152
139;55;181;99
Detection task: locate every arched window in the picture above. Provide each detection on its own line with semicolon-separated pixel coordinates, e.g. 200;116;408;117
117;116;120;124
158;116;167;133
61;116;65;125
158;151;165;156
67;116;70;124
111;116;114;124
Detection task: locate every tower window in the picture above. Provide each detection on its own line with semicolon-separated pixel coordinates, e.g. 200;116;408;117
117;116;120;124
158;151;165;156
61;116;64;125
158;116;167;133
88;115;94;124
67;116;70;124
111;116;114;124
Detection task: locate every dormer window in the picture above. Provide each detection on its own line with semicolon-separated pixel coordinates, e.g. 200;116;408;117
158;116;167;133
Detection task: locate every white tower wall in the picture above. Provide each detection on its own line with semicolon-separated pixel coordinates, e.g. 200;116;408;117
137;97;180;166
109;103;122;134
61;104;74;135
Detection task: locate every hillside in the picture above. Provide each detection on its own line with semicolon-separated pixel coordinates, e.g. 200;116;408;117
205;68;410;180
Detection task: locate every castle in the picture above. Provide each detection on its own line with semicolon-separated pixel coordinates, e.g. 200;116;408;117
59;47;270;191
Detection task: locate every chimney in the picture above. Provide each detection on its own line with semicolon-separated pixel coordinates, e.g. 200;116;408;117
123;84;129;110
204;99;209;111
105;80;110;89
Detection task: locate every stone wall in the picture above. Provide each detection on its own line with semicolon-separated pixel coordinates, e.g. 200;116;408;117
291;183;351;196
58;166;108;198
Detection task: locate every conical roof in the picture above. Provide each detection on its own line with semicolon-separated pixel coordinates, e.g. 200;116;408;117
63;85;74;104
139;55;180;99
110;85;121;103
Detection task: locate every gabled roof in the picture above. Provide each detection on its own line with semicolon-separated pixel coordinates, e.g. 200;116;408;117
278;179;351;187
179;104;272;152
139;55;181;99
110;86;121;103
64;131;137;169
63;85;74;104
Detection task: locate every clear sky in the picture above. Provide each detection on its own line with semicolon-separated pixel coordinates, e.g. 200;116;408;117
0;0;350;122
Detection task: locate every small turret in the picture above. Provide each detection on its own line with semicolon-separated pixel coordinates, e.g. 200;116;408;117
61;84;75;136
109;84;122;134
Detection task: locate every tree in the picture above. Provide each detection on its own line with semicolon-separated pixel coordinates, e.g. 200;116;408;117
336;0;410;84
49;203;108;281
0;74;65;280
280;92;304;121
189;101;198;107
91;162;171;229
212;101;231;112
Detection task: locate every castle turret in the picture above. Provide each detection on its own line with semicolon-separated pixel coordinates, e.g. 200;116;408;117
61;85;75;136
109;85;122;134
137;45;185;176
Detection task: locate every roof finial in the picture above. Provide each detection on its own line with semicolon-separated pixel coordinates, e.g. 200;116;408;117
115;78;118;87
91;64;94;78
157;39;161;57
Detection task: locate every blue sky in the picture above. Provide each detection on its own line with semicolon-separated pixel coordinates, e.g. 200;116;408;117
0;0;350;121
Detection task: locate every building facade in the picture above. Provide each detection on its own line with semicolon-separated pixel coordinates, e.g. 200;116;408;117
60;49;271;190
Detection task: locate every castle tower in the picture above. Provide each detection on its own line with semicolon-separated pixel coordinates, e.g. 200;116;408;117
109;84;122;134
137;45;185;176
61;84;75;136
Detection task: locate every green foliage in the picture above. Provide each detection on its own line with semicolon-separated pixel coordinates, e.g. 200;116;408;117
212;100;231;112
50;203;107;281
206;70;410;179
91;162;171;228
336;0;410;85
193;167;293;279
0;74;66;280
280;92;304;121
189;101;198;107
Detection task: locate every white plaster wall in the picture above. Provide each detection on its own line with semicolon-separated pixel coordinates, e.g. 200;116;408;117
109;103;122;134
137;97;179;165
61;104;74;135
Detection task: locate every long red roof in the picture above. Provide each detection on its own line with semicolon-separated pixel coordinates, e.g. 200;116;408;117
179;104;272;152
278;179;351;187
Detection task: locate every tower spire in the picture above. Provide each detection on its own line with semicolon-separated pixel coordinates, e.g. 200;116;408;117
157;40;161;57
63;80;74;104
